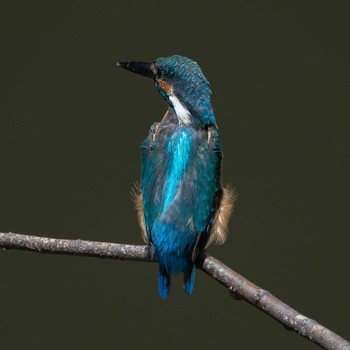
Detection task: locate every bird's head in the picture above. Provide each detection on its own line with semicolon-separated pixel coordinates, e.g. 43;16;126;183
117;55;215;127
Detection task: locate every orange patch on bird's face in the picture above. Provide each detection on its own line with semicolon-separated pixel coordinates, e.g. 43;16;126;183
150;63;157;75
157;78;173;95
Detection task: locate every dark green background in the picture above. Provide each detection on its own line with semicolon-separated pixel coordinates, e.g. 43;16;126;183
1;1;349;349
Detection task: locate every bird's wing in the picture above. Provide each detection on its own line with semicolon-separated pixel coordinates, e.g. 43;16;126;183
140;122;168;242
193;127;235;249
191;127;221;238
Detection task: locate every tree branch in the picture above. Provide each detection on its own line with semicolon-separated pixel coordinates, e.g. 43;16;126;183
0;232;348;350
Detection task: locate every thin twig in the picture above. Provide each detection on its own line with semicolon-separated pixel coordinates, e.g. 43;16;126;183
0;232;349;350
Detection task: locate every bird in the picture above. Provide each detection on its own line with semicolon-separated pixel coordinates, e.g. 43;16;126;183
117;55;234;299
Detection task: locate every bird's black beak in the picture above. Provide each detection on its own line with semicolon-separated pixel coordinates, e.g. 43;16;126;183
117;61;154;79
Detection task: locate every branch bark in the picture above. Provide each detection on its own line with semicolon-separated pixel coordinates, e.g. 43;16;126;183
0;232;349;350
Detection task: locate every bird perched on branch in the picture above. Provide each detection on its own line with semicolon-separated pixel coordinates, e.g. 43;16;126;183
117;55;234;298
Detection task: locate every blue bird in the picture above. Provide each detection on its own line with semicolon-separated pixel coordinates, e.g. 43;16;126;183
117;55;234;298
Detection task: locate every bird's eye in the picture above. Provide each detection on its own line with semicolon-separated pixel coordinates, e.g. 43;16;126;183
156;68;162;78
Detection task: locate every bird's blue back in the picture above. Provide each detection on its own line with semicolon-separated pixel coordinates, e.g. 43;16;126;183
141;109;222;297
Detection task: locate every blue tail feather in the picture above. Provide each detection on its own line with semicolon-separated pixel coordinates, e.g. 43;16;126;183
158;266;171;299
183;264;196;295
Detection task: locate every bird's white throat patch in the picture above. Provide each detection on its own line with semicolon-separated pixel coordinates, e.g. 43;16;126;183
169;94;191;125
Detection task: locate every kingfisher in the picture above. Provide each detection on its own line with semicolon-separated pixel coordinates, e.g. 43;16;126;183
117;55;234;298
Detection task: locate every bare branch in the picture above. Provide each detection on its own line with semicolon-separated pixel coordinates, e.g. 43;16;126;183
0;231;151;262
0;232;349;350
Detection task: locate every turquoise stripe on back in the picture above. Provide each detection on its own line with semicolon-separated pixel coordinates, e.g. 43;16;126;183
162;129;192;214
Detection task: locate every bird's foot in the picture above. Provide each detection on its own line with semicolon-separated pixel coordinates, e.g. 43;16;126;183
191;234;202;263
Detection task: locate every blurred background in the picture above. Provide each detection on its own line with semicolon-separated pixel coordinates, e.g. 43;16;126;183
1;1;349;349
